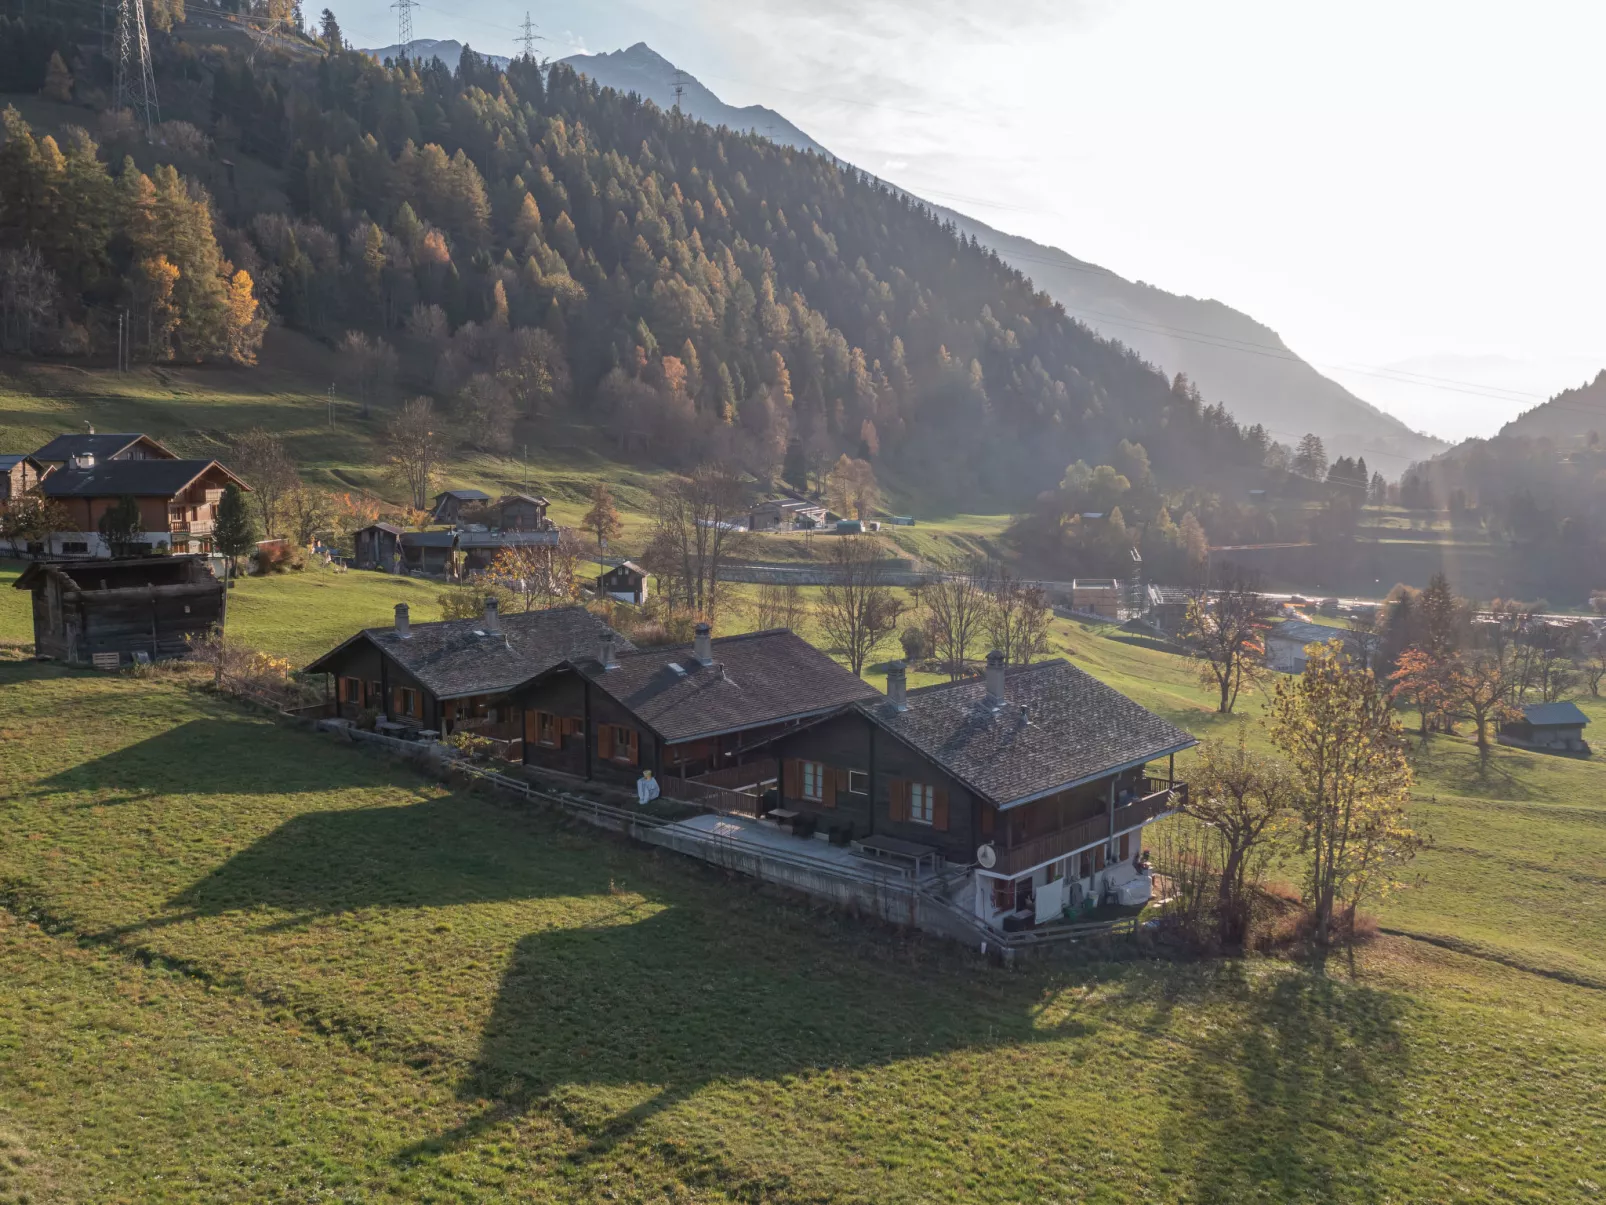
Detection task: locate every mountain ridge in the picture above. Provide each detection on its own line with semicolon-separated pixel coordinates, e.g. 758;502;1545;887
558;41;1448;472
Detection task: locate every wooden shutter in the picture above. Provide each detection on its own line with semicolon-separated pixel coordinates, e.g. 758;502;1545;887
626;729;639;765
932;788;949;832
822;767;837;809
783;758;801;800
888;779;907;823
598;724;614;761
524;711;538;743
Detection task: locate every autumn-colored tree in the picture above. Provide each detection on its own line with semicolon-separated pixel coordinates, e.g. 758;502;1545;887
1269;641;1422;946
1183;570;1275;713
825;454;877;520
0;492;73;556
230;428;300;537
133;255;179;360
1444;651;1520;759
581;482;623;549
1388;647;1449;739
487;529;585;611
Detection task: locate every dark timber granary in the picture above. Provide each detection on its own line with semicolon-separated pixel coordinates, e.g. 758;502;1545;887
12;556;224;666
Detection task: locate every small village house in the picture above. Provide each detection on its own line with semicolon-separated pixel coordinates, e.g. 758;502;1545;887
513;625;879;785
0;454;45;504
401;529;456;575
304;600;630;754
597;560;648;605
768;653;1195;927
29;431;176;470
1069;578;1123;619
457;528;559;573
13;556;224;667
1264;619;1359;674
429;488;492;525
1499;701;1591;755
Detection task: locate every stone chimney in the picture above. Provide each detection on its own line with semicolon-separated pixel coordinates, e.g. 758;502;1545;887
483;595;500;635
985;649;1007;704
598;630;619;670
886;660;908;711
694;622;713;665
395;603;411;639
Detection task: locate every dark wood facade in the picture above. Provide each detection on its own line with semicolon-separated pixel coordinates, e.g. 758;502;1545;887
353;523;404;572
597;561;647;604
320;637;459;732
768;710;984;862
518;669;663;785
494;494;551;531
14;556;223;666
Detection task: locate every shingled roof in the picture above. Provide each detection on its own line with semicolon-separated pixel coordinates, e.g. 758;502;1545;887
37;459;246;498
32;433;175;463
305;605;633;700
863;659;1196;809
580;628;880;742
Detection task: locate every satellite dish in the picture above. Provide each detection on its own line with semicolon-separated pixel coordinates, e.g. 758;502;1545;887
976;842;997;869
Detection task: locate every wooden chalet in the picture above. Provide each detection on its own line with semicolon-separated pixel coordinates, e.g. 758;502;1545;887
597;560;648;604
768;653;1195;928
1499;701;1591;755
429;488;491;525
13;556;223;667
35;455;249;557
353;522;405;572
513;625;879;785
304;599;630;756
493;494;552;531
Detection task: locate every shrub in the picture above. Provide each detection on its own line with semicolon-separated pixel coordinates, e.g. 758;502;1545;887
899;625;931;662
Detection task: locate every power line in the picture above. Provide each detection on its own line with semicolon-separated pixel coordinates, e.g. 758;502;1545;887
515;11;542;58
391;0;415;55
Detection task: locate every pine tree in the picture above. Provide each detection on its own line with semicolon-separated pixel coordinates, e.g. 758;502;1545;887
214;484;257;563
319;7;343;50
41;51;71;103
222;270;265;365
96;494;144;555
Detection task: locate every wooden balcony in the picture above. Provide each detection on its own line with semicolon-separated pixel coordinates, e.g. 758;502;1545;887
989;781;1185;878
169;519;215;535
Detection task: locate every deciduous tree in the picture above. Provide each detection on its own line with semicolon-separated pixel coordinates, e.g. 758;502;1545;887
1269;640;1422;946
385;396;444;510
817;534;902;676
1183;570;1275;713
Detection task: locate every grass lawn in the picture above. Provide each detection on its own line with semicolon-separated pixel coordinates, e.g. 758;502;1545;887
3;653;1605;1201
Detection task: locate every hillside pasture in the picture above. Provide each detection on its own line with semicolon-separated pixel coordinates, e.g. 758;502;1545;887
1;663;1604;1202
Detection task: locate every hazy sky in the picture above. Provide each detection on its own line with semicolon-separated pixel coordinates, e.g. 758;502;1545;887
344;0;1606;442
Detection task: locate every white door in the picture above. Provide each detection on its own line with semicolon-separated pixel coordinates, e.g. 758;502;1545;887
1035;877;1065;924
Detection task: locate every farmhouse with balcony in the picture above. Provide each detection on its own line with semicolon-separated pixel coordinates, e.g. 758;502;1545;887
33;454;249;557
13;555;224;667
493;494;553;531
512;625;879;786
304;599;630;751
766;653;1194;928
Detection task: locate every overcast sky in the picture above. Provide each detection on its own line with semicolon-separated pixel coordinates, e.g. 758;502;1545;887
342;0;1606;442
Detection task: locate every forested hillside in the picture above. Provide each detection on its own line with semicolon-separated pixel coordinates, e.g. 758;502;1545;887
0;9;1272;509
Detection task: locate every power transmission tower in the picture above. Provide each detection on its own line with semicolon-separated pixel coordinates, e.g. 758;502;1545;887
672;68;687;113
516;11;541;59
112;0;159;136
391;0;416;55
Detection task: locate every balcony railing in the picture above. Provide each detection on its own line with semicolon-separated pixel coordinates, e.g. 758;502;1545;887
990;781;1186;878
169;520;215;535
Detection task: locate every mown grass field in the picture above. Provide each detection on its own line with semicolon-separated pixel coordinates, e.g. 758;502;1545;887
3;622;1606;1201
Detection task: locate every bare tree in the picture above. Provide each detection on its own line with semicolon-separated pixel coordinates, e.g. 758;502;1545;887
230;428;300;537
338;331;397;418
488;529;587;611
817;535;903;676
925;558;990;681
385;397;444;511
1183;726;1295;948
647;461;749;619
0;246;60;354
284;486;335;547
754;581;809;632
985;566;1054;666
1183;568;1276;713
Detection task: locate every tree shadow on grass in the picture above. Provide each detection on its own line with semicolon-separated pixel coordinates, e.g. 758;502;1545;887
1143;958;1412;1203
107;795;611;935
34;717;410;803
398;906;1098;1183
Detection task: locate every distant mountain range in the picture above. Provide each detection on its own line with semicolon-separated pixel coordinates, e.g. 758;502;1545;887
371;38;1449;471
359;38;510;71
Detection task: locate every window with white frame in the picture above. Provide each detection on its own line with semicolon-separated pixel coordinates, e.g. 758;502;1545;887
909;781;935;825
847;770;869;795
801;760;825;802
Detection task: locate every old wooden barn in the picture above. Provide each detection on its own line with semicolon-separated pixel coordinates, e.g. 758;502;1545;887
13;556;224;667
